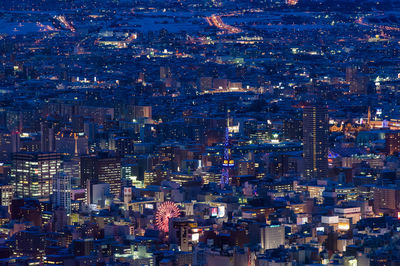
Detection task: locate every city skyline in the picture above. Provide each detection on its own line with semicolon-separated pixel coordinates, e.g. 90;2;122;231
0;0;399;265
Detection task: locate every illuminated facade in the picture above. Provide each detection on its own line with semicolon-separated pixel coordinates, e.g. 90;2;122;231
260;225;285;250
80;153;121;198
171;172;194;185
142;171;154;187
0;184;13;207
12;152;62;199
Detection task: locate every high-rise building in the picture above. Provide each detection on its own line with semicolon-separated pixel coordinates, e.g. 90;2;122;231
303;104;329;180
13;227;46;259
81;153;121;198
0;130;19;162
12;152;62;199
373;186;400;214
260;225;285;250
52;173;71;214
40;119;56;152
63;156;80;187
144;171;157;187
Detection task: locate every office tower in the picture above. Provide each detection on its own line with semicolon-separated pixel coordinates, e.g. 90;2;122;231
144;171;157;187
12;152;62;199
13;227;46;259
303;104;329;180
0;130;19;162
52;173;71;214
63;156;80;187
373;186;400;213
40;119;56;152
115;137;135;157
260;225;285;250
81;153;121;198
122;164;141;187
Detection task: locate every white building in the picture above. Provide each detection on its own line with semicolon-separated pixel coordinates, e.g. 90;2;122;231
260;225;285;250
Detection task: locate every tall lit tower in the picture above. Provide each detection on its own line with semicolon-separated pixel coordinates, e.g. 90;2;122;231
303;103;329;180
53;173;71;214
221;113;234;186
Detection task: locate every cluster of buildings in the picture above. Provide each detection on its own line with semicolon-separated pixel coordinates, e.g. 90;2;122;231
1;0;400;265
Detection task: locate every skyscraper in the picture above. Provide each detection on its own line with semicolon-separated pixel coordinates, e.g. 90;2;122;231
260;225;285;250
40;119;56;153
303;104;329;180
52;173;71;214
80;152;121;198
12;152;62;199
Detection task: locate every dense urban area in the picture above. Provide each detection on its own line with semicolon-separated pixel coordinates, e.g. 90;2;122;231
1;0;400;265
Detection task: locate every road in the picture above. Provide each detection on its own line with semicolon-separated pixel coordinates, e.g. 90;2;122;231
205;14;242;34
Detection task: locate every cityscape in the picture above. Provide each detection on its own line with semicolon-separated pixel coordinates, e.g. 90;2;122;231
1;0;400;265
